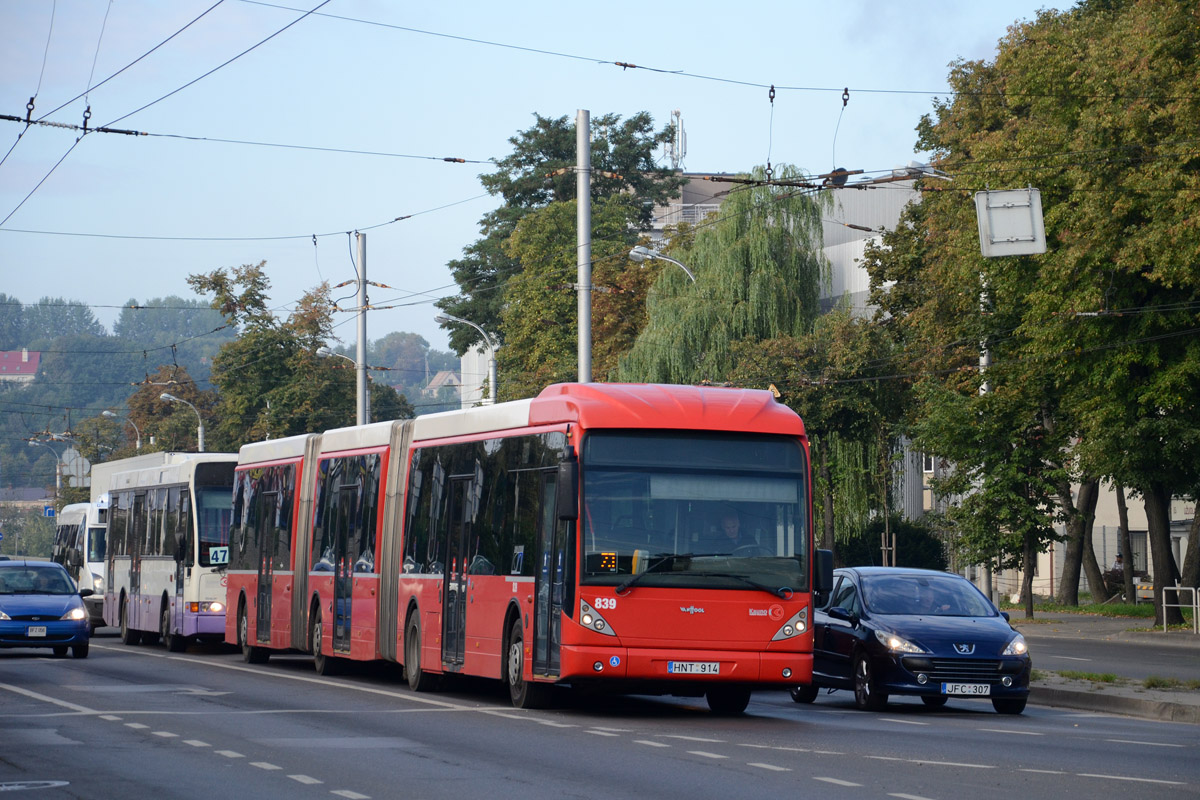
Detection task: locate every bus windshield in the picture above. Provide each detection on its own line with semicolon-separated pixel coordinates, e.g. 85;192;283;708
196;487;232;567
581;431;809;591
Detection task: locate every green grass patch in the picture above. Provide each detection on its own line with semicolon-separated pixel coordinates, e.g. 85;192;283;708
1143;676;1200;691
1056;670;1124;684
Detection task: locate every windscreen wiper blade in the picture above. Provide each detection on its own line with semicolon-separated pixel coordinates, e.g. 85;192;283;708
689;572;793;599
615;553;694;594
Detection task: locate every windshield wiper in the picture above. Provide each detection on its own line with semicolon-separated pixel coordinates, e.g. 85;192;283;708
688;572;794;599
615;553;694;594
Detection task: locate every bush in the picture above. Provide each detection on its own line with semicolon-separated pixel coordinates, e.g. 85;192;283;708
838;516;948;571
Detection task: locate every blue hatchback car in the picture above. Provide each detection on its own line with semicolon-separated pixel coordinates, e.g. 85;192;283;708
793;567;1031;714
0;560;92;658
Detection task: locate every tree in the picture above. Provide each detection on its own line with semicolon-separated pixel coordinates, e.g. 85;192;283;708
863;0;1200;622
438;112;684;356
22;298;105;345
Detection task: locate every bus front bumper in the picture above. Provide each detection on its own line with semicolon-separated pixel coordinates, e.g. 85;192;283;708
560;645;812;687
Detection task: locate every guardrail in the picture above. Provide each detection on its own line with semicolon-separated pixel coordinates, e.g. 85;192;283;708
1162;584;1199;634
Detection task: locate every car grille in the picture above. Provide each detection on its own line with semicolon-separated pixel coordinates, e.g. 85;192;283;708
915;658;1004;683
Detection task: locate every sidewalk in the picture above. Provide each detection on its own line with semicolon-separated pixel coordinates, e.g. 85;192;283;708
1012;612;1200;724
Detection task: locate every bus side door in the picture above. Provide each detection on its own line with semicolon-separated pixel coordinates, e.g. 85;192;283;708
533;471;565;677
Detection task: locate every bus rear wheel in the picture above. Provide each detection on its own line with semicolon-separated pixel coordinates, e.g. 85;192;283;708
404;614;438;692
119;597;142;646
162;603;186;652
238;604;268;664
506;616;551;709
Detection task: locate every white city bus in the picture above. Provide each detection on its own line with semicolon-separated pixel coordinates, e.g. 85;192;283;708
52;499;108;630
101;453;236;650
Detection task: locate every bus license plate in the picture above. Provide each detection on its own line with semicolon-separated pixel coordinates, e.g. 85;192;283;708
668;661;719;675
27;626;47;638
942;682;989;696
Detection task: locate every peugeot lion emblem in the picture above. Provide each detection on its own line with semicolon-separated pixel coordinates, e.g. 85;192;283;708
953;643;975;655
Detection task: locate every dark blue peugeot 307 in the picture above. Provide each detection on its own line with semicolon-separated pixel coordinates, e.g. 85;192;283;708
792;567;1031;714
0;560;92;659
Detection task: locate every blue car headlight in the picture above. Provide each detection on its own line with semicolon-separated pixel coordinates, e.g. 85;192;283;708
875;629;928;654
1002;633;1028;656
61;607;88;621
0;608;9;621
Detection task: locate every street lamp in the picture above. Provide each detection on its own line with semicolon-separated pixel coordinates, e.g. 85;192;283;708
102;410;141;451
160;393;205;453
435;313;498;405
629;245;696;282
317;346;369;425
27;439;64;503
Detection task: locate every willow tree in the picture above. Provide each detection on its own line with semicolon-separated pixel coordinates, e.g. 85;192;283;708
618;166;829;384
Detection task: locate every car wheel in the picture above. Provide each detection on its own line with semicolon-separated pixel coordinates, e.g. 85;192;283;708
238;603;268;663
506;616;550;708
706;686;752;715
853;652;888;711
921;695;948;708
72;642;89;659
790;685;819;704
992;697;1027;714
52;645;68;657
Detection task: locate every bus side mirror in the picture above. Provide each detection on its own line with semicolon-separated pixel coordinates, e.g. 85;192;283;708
814;549;834;601
556;452;578;521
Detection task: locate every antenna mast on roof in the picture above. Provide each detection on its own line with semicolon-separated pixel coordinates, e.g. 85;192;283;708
666;109;687;171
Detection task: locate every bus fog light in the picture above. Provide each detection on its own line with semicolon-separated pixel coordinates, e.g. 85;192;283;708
593;661;604;672
783;625;794;637
917;673;928;685
782;668;792;679
594;620;605;631
1002;676;1013;687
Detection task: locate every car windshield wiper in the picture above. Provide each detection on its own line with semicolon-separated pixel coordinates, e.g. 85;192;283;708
688;572;794;599
615;553;694;594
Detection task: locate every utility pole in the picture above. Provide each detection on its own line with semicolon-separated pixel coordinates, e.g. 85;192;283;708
577;108;592;384
356;233;369;426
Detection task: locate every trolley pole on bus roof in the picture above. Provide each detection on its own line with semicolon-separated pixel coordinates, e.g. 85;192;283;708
577;108;592;384
356;233;368;427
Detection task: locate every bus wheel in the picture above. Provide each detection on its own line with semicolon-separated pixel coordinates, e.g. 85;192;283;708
119;597;142;646
506;616;551;709
162;604;187;653
790;685;819;704
404;614;438;692
706;686;752;715
238;604;268;664
311;609;341;676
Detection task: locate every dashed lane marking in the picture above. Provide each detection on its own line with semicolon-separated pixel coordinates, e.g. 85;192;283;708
1105;739;1186;748
889;794;936;800
289;775;323;785
151;731;178;738
1077;774;1185;785
331;791;370;799
635;740;670;747
749;763;790;772
1020;769;1066;775
587;730;620;737
183;740;210;747
251;762;282;770
661;735;724;742
687;751;728;759
980;728;1043;736
216;750;244;759
814;777;862;787
881;718;929;726
124;723;148;730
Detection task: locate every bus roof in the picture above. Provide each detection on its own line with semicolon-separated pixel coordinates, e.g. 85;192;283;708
238;434;315;466
109;453;237;491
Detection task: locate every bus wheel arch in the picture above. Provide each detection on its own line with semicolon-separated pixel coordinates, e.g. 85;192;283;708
119;592;141;646
310;595;340;675
404;603;439;692
237;594;267;663
507;612;552;709
160;594;185;652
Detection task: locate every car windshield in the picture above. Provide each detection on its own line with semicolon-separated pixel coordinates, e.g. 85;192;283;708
581;431;810;592
861;574;996;617
0;567;76;595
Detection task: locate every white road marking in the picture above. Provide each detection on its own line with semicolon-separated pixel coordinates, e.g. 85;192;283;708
911;760;994;769
289;775;323;785
331;791;370;799
980;728;1043;736
662;735;724;742
124;723;148;730
1020;769;1066;775
814;777;862;787
183;740;210;747
1105;739;1185;748
589;726;631;732
587;730;619;737
1077;774;1184;785
890;794;936;800
151;731;178;738
881;718;929;726
749;763;790;772
687;751;728;759
635;740;670;747
250;762;281;770
215;750;244;759
739;744;812;754
100;715;121;721
0;683;96;714
1047;655;1091;661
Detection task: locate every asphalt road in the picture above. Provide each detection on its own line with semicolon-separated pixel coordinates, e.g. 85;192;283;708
2;630;1198;799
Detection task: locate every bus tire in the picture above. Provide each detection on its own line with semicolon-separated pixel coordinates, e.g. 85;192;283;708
72;642;89;659
506;616;551;709
162;603;187;653
119;596;142;646
706;686;752;715
790;685;819;704
238;603;268;664
404;614;438;692
311;609;341;676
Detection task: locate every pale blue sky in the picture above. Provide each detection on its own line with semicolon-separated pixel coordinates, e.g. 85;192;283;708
0;0;1066;352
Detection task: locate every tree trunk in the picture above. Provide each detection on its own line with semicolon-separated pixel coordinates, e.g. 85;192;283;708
1181;506;1199;590
1022;528;1036;619
1116;485;1135;602
1144;483;1185;627
1055;478;1098;605
1075;482;1108;604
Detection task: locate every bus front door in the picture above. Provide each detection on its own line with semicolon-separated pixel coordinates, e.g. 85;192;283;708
255;491;277;644
441;478;471;669
533;472;563;676
130;493;146;624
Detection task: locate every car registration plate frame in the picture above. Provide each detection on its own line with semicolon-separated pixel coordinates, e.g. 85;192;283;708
668;661;720;675
27;625;47;638
942;682;990;696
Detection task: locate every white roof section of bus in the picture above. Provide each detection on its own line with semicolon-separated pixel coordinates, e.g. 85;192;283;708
319;420;397;453
411;398;535;442
90;451;196;501
57;503;90;525
238;434;313;465
109;452;237;490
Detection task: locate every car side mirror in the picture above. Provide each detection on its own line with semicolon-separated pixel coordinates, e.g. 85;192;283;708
79;588;94;598
1000;611;1010;623
827;606;859;627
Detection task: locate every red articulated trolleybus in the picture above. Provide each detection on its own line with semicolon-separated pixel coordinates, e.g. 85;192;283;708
225;383;831;714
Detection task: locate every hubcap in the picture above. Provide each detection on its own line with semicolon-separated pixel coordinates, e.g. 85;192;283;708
508;640;522;687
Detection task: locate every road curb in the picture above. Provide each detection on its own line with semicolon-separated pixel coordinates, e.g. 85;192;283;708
1030;686;1200;724
1116;631;1200;649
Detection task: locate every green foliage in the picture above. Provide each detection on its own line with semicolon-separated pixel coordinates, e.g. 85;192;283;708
438;112;684;356
838;516;949;571
0;505;54;558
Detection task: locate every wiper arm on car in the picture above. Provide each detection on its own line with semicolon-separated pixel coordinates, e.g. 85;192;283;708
689;572;794;599
615;553;694;594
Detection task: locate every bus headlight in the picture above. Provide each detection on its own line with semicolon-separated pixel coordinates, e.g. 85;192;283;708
771;607;809;641
187;602;224;614
579;599;617;637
